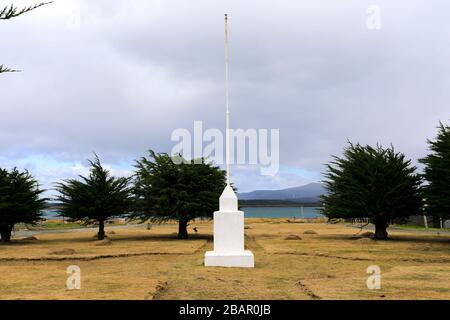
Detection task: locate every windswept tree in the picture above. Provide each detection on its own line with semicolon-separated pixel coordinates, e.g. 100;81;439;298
419;122;450;221
132;151;227;239
321;143;422;240
0;168;46;242
56;155;132;240
1;2;51;74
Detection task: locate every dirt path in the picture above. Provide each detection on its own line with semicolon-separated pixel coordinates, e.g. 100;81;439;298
154;235;313;300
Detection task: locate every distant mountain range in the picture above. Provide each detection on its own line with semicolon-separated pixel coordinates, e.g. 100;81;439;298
238;182;325;204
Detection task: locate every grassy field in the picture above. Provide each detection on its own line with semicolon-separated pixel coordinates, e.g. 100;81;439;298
391;224;450;232
0;219;449;300
15;219;129;230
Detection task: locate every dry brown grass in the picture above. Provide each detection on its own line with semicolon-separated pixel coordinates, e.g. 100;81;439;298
0;226;207;260
0;219;449;300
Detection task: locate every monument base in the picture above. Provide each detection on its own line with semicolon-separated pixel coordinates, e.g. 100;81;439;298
204;250;254;268
204;185;255;268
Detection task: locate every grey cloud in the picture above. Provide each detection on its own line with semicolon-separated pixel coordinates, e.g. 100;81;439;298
1;0;449;192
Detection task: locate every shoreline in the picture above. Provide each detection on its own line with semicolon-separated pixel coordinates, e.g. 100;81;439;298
12;217;450;240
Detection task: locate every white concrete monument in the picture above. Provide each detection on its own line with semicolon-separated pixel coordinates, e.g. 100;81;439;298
204;14;255;268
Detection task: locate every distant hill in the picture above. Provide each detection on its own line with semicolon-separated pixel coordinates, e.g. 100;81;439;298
238;182;325;203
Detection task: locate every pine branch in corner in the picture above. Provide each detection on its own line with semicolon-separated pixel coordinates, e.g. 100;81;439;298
0;2;52;20
0;64;20;73
1;2;52;74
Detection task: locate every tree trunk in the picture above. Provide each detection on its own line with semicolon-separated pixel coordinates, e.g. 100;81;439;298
0;224;12;243
98;220;105;240
374;220;388;240
178;219;189;239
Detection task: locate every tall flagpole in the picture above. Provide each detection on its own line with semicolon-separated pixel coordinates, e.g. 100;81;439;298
225;13;231;185
204;14;255;268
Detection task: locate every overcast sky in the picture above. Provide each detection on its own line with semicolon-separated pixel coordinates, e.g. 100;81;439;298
1;0;449;196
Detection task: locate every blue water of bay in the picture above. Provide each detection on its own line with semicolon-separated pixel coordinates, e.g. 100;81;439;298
241;206;323;219
42;207;324;220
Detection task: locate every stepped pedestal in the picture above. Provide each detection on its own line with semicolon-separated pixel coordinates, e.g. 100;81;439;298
204;185;254;268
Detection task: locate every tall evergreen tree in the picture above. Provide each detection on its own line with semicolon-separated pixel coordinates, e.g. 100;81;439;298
0;168;46;242
419;122;450;221
55;155;132;240
321;143;422;240
1;2;51;74
132;151;227;239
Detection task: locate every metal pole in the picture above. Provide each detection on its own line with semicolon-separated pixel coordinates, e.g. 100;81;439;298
224;13;231;185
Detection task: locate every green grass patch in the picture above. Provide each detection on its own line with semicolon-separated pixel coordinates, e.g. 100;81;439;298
391;224;450;232
41;221;85;229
